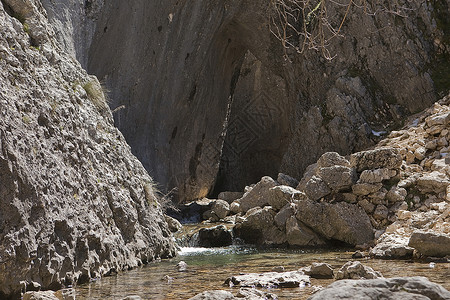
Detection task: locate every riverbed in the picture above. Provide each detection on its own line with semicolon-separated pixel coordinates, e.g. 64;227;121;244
74;245;450;299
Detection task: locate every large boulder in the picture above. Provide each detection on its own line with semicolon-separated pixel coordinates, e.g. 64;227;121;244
304;176;332;201
197;225;233;247
285;216;326;247
211;200;230;220
370;234;414;259
268;185;306;211
233;207;286;245
408;231;450;257
317;152;351;168
415;172;450;194
350;148;402;172
295;200;374;246
238;177;278;213
335;261;383;280
303;263;334;279
308;277;450;300
317;165;356;192
277;173;299;188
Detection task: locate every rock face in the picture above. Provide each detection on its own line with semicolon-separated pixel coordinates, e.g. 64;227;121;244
308;277;450;300
40;0;448;202
0;1;175;298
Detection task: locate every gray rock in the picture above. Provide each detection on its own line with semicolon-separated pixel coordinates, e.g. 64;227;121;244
23;291;59;300
285;216;326;247
304;176;332;201
277;173;299;188
225;271;310;288
296;200;374;246
317;152;350;168
121;296;142;300
358;168;394;183
177;261;188;272
268;185;306;211
233;206;286;245
386;186;407;203
308;277;450;300
188;290;235;300
370;234;414;259
297;163;318;191
230;200;242;214
373;205;389;220
416;171;450;193
409;231;450;257
239;177;278;213
165;215;182;233
218;192;245;204
198;225;233;247
236;288;278;299
335;261;383;280
318;165;356;192
352;183;383;196
274;203;295;229
304;263;334;279
0;3;175;296
211;200;230;220
350;148;402;172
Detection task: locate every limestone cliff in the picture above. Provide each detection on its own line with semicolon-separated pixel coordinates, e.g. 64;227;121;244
0;0;175;298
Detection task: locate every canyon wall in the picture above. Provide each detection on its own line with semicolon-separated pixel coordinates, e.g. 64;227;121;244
0;0;175;297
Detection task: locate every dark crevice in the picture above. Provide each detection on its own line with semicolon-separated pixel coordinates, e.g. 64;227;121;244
1;0;25;23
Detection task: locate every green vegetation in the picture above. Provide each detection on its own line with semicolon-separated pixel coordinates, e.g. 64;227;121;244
83;80;107;110
22;114;31;124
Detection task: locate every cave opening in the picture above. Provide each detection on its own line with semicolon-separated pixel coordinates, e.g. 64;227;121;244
210;50;291;196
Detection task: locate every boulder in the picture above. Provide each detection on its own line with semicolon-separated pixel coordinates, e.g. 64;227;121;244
274;203;295;229
350;148;402;172
233;207;286;245
352;183;383;196
386;186;407;203
239;177;278;213
317;152;350;168
304;176;332;201
416;171;450;193
277;173;299;188
370;234;414;259
295;200;374;246
335;261;383;280
373;205;389;220
268;186;306;211
408;231;450;257
285;216;326;246
303;263;334;279
188;290;235;300
318;165;356;192
197;225;233;247
297;163;318;191
225;271;310;288
236;288;278;299
165;215;182;233
308;277;450;300
23;291;59;300
211;200;230;220
230;201;242;214
358;168;394;183
218;192;245;204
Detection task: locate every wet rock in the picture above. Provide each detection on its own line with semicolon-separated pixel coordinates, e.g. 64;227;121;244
188;290;235;300
370;234;414;259
268;186;306;211
272;266;285;272
211;200;230;220
350;148;402;172
335;261;383;280
352;250;365;259
303;263;334;279
233;206;286;245
23;291;59;300
236;288;278;299
304;176;332;201
177;261;188;272
308;277;450;300
218;192;244;204
239;177;278;213
165;215;182;233
295;200;374;246
318;165;356;192
285;216;326;246
225;271;310;288
277;173;299;188
198;225;233;247
409;231;450;257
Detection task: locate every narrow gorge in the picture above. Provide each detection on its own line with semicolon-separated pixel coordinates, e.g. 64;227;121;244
0;0;449;299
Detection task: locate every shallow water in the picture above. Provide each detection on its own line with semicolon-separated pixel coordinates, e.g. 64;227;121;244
74;224;450;299
74;244;450;300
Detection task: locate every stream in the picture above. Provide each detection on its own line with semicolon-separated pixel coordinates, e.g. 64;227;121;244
74;225;450;299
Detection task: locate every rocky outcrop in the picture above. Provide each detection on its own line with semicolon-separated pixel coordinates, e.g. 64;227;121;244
308;277;450;300
0;1;175;298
